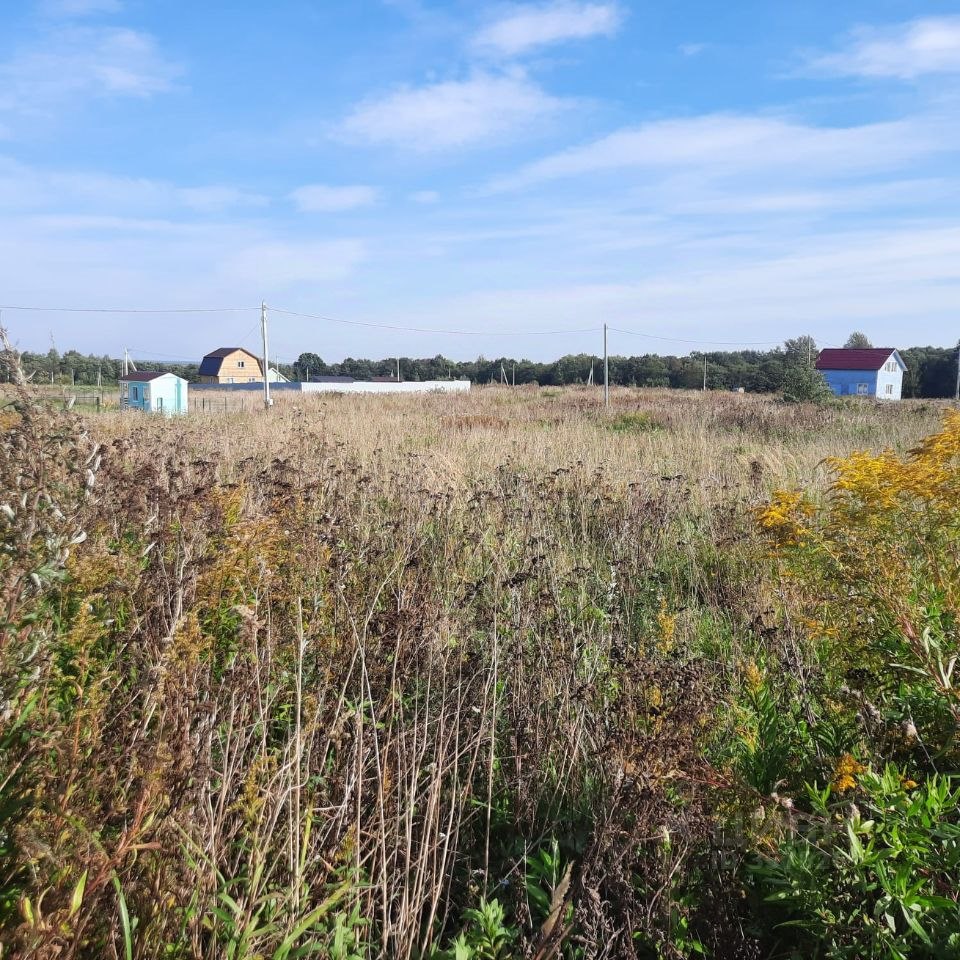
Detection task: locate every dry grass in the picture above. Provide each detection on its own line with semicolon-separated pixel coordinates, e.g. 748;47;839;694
1;383;953;960
96;385;947;503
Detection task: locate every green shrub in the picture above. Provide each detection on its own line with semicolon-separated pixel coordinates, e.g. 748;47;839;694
606;411;661;434
752;766;960;958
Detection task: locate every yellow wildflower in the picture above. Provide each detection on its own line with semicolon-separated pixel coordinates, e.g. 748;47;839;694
832;753;866;793
743;660;763;694
656;600;676;654
756;490;813;545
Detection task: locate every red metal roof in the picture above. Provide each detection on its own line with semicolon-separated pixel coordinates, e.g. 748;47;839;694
815;348;900;371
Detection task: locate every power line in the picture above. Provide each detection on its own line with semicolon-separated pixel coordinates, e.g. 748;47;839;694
270;306;598;337
607;326;785;346
0;305;256;314
1;298;843;351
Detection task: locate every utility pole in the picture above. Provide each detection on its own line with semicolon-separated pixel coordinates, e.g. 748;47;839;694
955;339;960;402
512;362;515;387
703;354;707;392
603;323;609;408
261;301;272;409
396;357;401;382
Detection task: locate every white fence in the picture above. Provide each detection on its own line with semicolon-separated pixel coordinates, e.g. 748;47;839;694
300;380;471;395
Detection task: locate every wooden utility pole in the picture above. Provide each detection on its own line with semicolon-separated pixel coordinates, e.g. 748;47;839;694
261;301;272;409
703;354;707;392
955;339;960;402
603;323;609;408
396;357;401;382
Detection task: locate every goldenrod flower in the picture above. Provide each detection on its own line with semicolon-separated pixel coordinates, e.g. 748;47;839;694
832;753;866;793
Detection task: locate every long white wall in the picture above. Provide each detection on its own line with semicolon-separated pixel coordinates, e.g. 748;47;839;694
300;380;471;395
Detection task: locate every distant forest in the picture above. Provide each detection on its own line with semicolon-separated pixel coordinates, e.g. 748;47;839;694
5;334;960;398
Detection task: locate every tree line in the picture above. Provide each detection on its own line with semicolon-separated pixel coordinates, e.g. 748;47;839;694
4;334;959;398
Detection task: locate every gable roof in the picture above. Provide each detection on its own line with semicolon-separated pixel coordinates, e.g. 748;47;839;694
815;348;904;372
119;371;173;382
199;346;262;377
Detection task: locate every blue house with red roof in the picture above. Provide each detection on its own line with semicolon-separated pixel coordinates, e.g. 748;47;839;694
815;348;906;401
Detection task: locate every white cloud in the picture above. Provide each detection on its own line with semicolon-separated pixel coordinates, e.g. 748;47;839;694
391;224;960;346
289;183;378;212
809;16;960;79
0;156;267;214
411;189;440;203
473;2;621;57
488;112;954;191
339;71;567;151
0;217;368;353
679;42;706;57
0;26;180;121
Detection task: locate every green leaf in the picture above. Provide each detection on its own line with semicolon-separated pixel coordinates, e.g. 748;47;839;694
68;869;88;919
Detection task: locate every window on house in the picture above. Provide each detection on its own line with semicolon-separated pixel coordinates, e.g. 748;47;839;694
238;360;245;368
857;383;868;395
885;384;893;395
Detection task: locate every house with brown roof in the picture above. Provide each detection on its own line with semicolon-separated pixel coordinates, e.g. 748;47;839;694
199;347;263;384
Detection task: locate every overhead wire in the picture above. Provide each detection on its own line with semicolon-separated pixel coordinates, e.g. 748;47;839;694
0;305;256;314
1;300;842;352
269;306;598;338
607;325;788;347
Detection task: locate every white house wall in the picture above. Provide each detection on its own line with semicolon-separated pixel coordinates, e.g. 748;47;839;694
875;361;904;400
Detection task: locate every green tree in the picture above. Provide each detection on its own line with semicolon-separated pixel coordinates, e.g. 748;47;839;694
783;335;818;366
844;331;873;348
781;363;833;403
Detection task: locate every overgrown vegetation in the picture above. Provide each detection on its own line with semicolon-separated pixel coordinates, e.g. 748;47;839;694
1;352;958;957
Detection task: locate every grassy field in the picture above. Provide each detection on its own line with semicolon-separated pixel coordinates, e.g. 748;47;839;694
2;385;958;959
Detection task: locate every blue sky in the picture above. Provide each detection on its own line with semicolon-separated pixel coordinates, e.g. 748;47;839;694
2;0;960;363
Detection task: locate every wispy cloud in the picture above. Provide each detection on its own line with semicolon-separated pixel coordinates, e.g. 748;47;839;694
808;16;960;79
0;156;267;214
0;25;180;123
487;112;954;191
289;184;378;212
472;2;621;58
339;71;568;151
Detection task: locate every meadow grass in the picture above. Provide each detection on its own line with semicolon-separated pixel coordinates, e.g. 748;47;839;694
1;385;956;959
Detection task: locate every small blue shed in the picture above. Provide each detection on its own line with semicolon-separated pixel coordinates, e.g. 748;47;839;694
119;371;189;415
